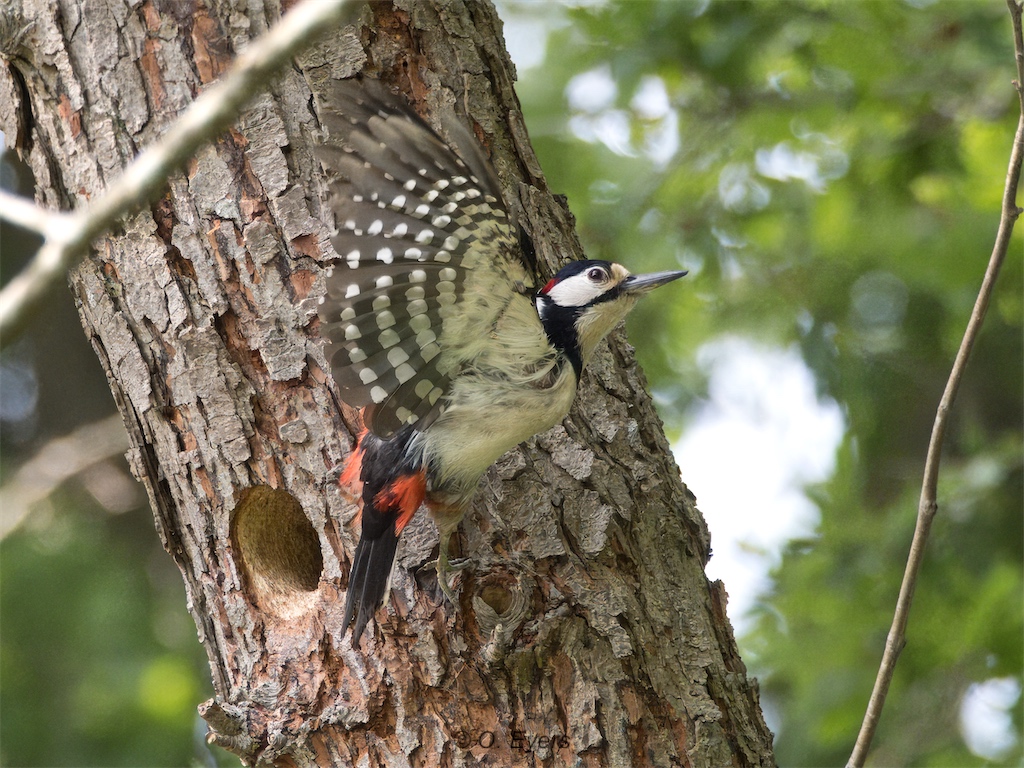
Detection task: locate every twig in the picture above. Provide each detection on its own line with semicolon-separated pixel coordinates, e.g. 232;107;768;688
846;3;1024;766
0;0;353;349
0;413;131;540
0;187;66;236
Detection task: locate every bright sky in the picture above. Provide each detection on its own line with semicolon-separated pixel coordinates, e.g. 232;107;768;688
674;337;845;633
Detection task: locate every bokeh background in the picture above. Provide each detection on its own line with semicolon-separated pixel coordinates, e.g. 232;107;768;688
1;1;1021;765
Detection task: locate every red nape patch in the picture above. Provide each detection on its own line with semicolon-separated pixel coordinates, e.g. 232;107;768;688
375;470;427;535
541;278;558;294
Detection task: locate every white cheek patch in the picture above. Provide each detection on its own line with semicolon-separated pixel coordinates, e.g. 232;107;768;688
545;274;606;307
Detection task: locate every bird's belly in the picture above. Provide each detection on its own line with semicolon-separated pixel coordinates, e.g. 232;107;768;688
421;369;577;499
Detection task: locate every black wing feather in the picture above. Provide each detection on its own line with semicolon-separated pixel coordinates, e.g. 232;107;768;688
317;79;517;437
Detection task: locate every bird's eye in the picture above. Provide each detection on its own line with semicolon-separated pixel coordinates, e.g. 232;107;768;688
587;267;607;282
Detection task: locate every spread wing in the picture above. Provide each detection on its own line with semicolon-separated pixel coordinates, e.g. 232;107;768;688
317;79;523;438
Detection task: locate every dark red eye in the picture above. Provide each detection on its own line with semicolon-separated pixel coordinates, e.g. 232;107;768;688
587;268;607;281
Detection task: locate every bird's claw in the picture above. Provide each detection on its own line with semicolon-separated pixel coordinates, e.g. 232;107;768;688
423;549;472;603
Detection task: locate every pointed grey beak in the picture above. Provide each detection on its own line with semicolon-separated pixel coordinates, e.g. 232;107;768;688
622;270;688;294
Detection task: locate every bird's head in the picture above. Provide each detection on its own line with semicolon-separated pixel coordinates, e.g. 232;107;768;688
535;260;687;376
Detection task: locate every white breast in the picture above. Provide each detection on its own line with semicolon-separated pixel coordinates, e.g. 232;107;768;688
420;291;578;499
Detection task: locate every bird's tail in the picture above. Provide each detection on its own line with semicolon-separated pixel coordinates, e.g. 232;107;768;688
340;427;426;644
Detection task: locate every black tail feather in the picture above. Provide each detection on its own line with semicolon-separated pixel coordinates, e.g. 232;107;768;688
340;427;421;644
340;528;399;644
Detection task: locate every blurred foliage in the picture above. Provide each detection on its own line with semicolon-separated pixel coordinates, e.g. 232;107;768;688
0;492;217;766
511;0;1022;765
1;1;1021;766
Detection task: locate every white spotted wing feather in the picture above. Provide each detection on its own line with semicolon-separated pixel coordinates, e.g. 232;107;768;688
317;80;523;438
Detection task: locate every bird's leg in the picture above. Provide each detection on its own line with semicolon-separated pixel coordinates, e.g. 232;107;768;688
421;502;472;603
431;528;473;602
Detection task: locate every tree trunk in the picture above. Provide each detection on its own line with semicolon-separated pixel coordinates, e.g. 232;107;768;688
2;0;776;765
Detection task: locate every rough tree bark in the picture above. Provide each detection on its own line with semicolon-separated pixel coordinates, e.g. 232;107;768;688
1;0;776;765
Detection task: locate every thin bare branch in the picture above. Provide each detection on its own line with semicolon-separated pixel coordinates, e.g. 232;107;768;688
847;3;1024;766
0;187;69;236
1014;0;1024;94
0;0;353;348
0;413;131;540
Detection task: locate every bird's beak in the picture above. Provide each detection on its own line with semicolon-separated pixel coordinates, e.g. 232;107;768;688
621;270;688;294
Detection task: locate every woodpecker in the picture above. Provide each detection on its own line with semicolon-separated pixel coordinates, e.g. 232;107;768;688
316;79;685;643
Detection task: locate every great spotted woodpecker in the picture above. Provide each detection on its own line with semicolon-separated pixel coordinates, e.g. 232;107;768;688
316;79;685;643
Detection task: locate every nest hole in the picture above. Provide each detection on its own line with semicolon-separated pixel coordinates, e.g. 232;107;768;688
230;485;323;619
